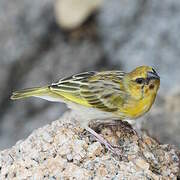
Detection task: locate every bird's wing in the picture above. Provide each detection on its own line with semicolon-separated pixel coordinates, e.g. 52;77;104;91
49;71;128;112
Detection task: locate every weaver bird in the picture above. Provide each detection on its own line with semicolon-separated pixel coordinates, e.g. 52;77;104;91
11;66;160;153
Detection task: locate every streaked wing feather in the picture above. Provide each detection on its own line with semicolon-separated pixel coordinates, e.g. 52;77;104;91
50;71;127;112
60;71;96;82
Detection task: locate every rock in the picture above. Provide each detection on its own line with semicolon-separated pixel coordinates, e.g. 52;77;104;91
143;91;180;148
0;0;180;158
0;112;179;179
87;142;103;158
54;0;103;29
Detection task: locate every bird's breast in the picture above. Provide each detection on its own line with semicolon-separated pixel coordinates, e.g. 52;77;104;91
118;94;156;119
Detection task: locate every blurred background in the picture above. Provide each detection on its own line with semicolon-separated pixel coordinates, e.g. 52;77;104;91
0;0;180;150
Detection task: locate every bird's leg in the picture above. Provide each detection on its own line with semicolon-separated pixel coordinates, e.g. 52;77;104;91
85;126;122;156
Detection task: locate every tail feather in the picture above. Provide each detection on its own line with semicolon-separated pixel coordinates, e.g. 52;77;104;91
11;86;50;100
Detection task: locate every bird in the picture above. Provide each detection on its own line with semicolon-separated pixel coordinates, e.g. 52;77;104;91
11;66;160;153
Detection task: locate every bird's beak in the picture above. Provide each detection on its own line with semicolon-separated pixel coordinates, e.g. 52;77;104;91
147;71;160;80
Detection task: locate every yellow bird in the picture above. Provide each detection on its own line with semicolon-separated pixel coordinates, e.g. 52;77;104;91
11;66;160;153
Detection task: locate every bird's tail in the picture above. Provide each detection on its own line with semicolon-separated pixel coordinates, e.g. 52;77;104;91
11;86;50;100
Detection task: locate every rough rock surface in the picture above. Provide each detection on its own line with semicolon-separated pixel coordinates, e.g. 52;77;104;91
0;112;179;179
0;0;180;152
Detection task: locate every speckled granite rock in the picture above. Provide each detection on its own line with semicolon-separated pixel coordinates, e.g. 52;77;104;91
0;112;179;179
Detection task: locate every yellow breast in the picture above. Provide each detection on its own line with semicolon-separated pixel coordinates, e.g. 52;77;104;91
119;94;156;119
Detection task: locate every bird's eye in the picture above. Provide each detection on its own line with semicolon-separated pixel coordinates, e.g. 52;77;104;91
135;78;145;84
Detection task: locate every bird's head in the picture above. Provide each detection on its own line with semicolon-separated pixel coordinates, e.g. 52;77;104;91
124;66;160;100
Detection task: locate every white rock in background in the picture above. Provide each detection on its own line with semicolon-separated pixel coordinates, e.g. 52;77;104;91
54;0;103;29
